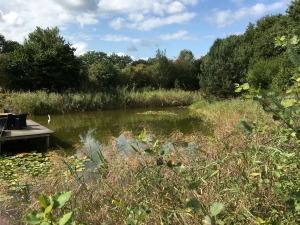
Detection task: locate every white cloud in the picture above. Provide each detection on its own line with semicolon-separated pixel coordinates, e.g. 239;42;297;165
97;0;197;16
207;1;286;27
127;12;197;31
3;11;24;26
180;0;198;5
72;42;88;55
127;13;145;22
167;1;187;14
0;0;198;44
100;34;140;43
109;17;126;29
76;13;99;27
159;30;196;40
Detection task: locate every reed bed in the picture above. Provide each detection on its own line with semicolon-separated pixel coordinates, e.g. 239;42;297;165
0;89;203;115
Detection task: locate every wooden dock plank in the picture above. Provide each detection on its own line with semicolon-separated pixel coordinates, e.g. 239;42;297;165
0;120;54;153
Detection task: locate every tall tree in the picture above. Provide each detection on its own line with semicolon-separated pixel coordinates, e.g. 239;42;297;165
147;49;175;88
4;27;83;92
108;53;133;69
0;34;20;53
199;35;245;98
174;49;199;90
88;60;120;91
286;0;300;24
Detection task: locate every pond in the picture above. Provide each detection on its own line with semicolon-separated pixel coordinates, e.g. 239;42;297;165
26;106;210;157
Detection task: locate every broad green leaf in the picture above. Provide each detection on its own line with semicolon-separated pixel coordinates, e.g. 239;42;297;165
202;215;212;225
59;212;72;225
210;202;225;216
137;213;147;221
242;83;250;90
53;191;71;209
127;217;138;225
274;40;282;47
38;194;51;209
21;211;42;224
36;211;45;219
235;88;242;93
160;147;169;156
273;171;280;178
138;128;146;139
44;203;53;214
153;140;159;148
144;149;156;156
291;35;299;45
281;99;297;108
185;199;201;213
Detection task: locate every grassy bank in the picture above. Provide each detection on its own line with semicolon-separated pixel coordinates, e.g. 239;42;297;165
0;99;299;224
0;88;202;115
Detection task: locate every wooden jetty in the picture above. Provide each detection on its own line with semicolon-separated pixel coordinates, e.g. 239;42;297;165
0;120;54;153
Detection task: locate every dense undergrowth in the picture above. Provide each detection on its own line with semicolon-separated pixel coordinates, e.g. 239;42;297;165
0;88;202;115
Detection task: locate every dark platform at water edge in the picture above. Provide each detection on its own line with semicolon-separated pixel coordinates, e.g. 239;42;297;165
0;120;54;153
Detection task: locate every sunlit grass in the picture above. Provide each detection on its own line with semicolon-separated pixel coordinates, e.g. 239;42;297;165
0;89;203;115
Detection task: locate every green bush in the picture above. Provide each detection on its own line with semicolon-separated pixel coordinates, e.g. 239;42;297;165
246;56;293;91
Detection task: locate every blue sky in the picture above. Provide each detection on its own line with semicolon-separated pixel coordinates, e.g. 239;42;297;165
0;0;291;60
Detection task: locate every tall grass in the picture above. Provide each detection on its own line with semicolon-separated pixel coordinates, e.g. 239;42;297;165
0;88;203;115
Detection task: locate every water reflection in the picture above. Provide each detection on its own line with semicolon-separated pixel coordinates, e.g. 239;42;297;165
28;107;210;156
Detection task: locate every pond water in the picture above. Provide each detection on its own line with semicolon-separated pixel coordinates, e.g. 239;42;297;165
26;106;209;158
0;106;210;223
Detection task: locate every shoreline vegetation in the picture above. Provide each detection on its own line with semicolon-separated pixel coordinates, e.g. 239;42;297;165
0;91;299;224
0;88;203;115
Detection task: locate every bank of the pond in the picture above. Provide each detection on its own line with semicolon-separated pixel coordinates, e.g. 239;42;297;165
0;89;203;115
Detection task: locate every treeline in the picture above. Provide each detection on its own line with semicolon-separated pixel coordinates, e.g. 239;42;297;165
0;1;299;99
0;28;200;93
